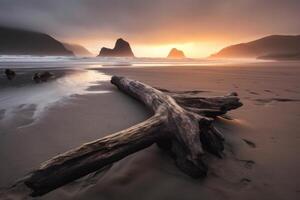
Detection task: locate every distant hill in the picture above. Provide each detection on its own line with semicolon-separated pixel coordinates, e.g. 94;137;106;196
258;53;300;60
63;43;93;57
211;35;300;59
0;26;73;56
167;48;185;58
98;38;134;57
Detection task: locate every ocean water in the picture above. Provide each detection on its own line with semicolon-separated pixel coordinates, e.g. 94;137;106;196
0;56;117;127
0;55;264;69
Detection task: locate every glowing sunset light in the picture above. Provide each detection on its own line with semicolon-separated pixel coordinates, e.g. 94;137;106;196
71;39;231;58
133;42;223;58
2;0;298;58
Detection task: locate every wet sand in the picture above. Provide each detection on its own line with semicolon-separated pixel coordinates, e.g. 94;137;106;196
0;62;300;200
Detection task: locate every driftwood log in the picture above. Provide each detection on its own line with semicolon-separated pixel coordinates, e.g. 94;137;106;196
4;76;242;198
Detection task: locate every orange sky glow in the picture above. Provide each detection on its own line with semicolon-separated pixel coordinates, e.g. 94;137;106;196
66;37;253;58
1;0;299;58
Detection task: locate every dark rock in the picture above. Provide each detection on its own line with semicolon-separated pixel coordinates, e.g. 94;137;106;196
33;72;54;83
4;69;16;80
0;26;73;56
167;48;185;58
98;38;134;57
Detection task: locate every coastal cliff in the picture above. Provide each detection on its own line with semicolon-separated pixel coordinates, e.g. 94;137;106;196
0;26;73;56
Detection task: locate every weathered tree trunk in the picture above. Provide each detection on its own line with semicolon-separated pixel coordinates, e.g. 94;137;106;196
3;76;242;198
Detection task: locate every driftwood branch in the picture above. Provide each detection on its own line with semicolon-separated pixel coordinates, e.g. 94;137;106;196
3;76;242;198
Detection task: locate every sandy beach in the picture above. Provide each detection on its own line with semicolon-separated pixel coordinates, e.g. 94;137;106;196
1;1;300;199
0;61;300;200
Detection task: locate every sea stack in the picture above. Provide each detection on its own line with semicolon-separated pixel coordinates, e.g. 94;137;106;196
98;38;134;57
167;48;185;58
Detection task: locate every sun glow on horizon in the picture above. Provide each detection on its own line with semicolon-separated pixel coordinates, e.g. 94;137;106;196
132;42;226;58
76;40;228;58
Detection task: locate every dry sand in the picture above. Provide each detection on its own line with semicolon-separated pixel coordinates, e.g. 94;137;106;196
0;61;300;200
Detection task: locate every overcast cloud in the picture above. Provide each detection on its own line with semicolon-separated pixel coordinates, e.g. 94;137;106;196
0;0;299;55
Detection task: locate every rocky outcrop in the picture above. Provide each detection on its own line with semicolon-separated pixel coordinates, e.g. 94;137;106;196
211;35;300;59
0;26;74;56
33;72;54;83
4;69;16;80
98;38;134;57
167;48;185;58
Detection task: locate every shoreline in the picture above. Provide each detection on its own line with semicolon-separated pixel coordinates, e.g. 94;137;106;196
0;64;299;199
0;68;111;129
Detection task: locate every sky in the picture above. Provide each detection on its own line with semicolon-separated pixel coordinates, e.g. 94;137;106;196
0;0;299;57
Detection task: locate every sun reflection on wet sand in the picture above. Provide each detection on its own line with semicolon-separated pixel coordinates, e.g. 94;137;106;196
0;70;111;128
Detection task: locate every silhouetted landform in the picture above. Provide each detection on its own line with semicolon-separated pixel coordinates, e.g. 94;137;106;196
0;26;73;56
211;35;300;59
258;52;300;60
63;43;92;57
167;48;186;58
98;38;134;57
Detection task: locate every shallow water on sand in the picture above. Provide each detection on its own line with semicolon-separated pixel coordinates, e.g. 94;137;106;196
0;69;111;128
